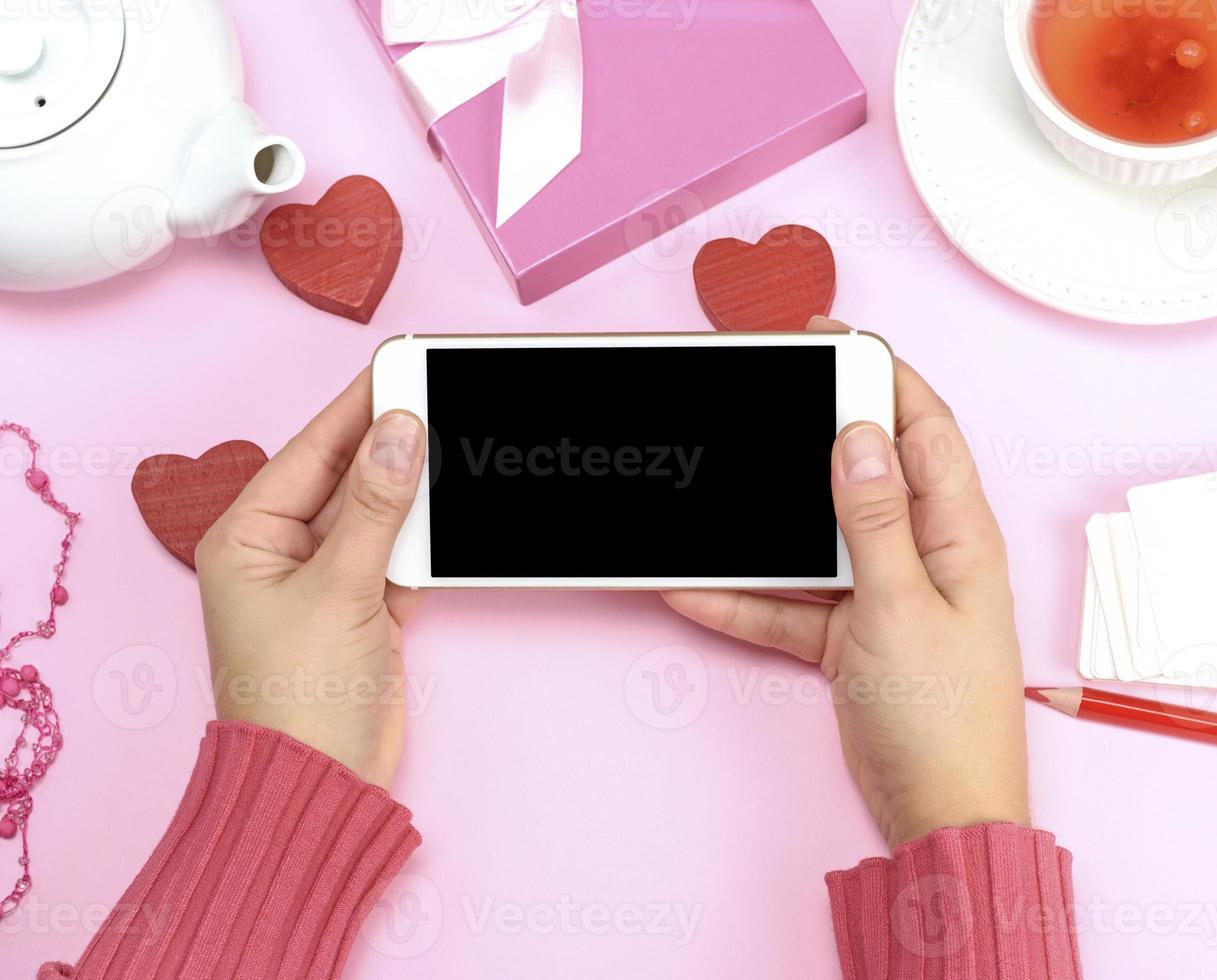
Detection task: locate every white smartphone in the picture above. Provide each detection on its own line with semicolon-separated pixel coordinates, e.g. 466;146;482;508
372;330;894;590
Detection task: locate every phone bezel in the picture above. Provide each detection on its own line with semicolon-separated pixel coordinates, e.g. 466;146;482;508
371;331;894;590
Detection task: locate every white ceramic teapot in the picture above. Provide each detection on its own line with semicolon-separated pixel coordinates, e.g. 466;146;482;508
0;0;304;291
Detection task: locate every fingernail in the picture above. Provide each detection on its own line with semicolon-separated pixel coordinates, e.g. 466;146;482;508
842;425;890;483
370;413;423;477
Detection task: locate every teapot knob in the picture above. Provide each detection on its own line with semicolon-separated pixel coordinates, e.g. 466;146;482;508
0;23;43;77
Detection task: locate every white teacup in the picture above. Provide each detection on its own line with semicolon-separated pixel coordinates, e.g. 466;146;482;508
1004;0;1217;185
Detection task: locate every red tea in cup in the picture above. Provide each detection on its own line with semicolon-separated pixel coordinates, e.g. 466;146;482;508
1032;0;1217;143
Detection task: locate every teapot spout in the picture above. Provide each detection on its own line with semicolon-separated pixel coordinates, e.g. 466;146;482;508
173;100;305;240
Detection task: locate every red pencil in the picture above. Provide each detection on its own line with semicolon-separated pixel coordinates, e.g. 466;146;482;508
1026;686;1217;744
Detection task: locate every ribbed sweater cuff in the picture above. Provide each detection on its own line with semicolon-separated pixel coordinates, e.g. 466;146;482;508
825;823;1082;980
53;721;421;980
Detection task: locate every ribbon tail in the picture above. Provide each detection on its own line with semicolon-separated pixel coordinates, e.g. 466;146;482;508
495;0;583;226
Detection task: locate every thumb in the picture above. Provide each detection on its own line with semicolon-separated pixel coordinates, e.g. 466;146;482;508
832;422;930;601
320;410;426;596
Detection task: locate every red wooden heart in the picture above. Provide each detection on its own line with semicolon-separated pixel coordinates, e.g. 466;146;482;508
260;175;403;324
131;441;268;569
692;224;836;332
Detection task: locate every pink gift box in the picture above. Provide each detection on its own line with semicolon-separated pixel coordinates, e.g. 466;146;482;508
354;0;866;304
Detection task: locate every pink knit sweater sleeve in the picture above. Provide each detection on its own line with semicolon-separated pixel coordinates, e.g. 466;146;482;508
826;823;1083;979
40;721;421;980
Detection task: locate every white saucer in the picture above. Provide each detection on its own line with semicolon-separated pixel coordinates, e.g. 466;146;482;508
895;0;1217;325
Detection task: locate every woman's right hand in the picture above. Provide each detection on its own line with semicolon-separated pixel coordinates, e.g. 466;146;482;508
195;371;427;791
663;324;1031;848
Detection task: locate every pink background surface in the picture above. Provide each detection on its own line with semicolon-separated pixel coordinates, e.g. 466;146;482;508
5;1;1217;975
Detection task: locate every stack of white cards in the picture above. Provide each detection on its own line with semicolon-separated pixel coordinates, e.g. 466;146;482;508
1081;472;1217;688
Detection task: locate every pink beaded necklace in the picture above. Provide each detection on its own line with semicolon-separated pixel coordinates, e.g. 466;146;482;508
0;422;78;919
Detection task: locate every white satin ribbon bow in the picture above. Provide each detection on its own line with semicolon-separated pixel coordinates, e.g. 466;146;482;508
381;0;584;226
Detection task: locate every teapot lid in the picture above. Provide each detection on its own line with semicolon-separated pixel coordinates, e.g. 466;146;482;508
0;0;124;149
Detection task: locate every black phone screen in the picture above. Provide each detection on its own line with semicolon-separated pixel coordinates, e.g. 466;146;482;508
425;345;837;578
